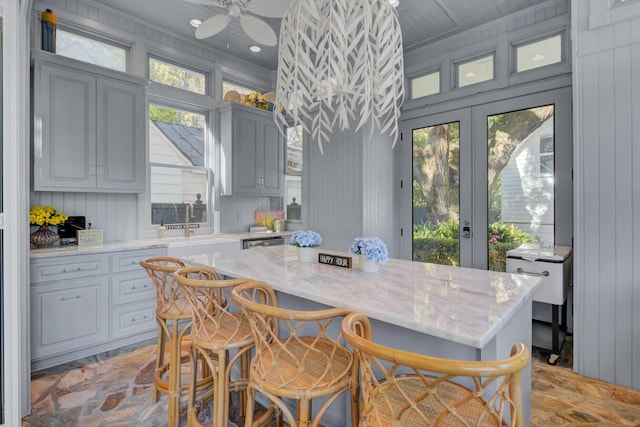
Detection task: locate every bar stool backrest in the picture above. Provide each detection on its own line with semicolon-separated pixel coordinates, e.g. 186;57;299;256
140;256;189;317
341;312;531;427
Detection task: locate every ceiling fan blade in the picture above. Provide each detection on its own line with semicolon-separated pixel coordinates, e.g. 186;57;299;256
246;0;293;18
195;14;231;39
240;15;277;46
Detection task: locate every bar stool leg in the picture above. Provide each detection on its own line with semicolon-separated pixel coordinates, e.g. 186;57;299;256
168;319;181;427
187;343;198;427
154;317;166;403
298;399;311;427
213;351;228;427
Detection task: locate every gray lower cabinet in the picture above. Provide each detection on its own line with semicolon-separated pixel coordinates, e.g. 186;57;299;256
30;247;165;370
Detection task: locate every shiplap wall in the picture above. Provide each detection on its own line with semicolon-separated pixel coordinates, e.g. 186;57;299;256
304;124;398;256
30;0;276;240
572;0;640;391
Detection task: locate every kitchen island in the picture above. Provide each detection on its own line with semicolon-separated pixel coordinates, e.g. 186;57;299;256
185;245;540;426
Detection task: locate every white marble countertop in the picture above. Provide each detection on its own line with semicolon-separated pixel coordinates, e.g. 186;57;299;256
29;231;293;259
184;245;541;349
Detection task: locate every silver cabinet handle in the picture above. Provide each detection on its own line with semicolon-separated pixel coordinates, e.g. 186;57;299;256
516;267;549;277
61;295;81;301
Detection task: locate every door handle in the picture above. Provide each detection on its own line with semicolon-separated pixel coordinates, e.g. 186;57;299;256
461;220;471;238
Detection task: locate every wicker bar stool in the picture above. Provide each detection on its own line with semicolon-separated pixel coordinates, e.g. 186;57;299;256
230;281;358;427
173;267;264;427
341;312;531;427
140;257;213;427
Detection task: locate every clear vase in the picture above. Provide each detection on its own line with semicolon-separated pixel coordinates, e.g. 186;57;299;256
297;246;316;263
360;256;380;273
30;225;60;248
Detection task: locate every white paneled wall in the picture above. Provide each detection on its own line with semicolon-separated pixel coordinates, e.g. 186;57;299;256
304;125;399;255
30;191;138;241
572;0;640;391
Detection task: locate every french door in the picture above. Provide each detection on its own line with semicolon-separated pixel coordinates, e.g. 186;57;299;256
400;87;572;270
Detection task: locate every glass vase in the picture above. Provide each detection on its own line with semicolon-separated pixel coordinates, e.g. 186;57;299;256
30;225;60;248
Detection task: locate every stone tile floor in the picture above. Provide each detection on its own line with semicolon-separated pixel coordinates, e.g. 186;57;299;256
22;335;640;426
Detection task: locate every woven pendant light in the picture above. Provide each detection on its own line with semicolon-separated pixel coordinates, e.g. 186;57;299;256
275;0;404;154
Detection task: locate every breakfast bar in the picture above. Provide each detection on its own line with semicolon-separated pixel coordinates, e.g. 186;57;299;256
185;245;541;426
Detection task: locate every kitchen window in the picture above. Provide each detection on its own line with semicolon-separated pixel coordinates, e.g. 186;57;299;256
56;29;128;72
148;104;210;225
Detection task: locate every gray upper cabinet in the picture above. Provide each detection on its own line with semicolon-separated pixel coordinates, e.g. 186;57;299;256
32;51;146;193
219;102;283;196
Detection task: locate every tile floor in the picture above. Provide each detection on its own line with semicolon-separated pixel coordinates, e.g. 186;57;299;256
22;335;640;426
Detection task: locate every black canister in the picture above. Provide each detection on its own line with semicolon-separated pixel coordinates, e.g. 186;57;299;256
41;9;57;53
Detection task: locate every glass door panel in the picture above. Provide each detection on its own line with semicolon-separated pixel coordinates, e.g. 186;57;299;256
412;122;461;265
487;105;555;271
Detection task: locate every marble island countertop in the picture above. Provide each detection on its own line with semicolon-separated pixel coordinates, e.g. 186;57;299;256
184;245;541;349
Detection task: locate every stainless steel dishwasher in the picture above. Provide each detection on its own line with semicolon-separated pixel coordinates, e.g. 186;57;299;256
242;236;285;249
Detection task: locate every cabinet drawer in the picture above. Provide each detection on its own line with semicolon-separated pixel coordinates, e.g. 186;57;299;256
506;258;571;305
112;248;165;273
31;255;109;284
31;276;109;359
111;301;156;339
112;270;156;305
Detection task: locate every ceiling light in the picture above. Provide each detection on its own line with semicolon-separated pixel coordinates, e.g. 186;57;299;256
389;0;400;7
275;0;405;154
190;19;202;28
464;72;476;78
249;45;262;53
532;54;545;61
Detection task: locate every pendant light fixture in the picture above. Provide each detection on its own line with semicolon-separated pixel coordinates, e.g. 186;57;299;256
274;0;404;154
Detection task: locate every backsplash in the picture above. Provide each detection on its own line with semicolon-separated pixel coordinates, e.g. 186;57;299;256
31;191;283;239
30;191;139;242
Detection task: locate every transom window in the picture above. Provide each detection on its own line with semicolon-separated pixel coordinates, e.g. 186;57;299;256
410;71;440;99
457;54;494;88
516;35;562;73
149;57;206;95
56;29;127;72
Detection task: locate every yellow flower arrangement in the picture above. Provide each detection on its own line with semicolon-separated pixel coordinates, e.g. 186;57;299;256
29;205;68;227
243;91;269;110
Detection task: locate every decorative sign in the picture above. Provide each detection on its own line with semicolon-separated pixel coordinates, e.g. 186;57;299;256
318;252;352;269
166;223;200;230
77;229;103;246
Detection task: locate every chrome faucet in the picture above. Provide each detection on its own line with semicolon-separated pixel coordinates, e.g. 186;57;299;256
185;202;195;237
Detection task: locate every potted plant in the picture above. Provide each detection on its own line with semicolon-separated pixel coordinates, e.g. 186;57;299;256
290;230;322;262
349;237;389;272
29;205;68;248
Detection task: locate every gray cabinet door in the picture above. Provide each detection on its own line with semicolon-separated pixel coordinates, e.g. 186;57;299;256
34;63;97;190
260;117;284;196
31;276;109;359
222;103;284;196
97;78;145;191
233;110;261;194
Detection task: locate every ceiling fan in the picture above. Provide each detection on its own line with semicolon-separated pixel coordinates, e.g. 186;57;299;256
184;0;292;46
